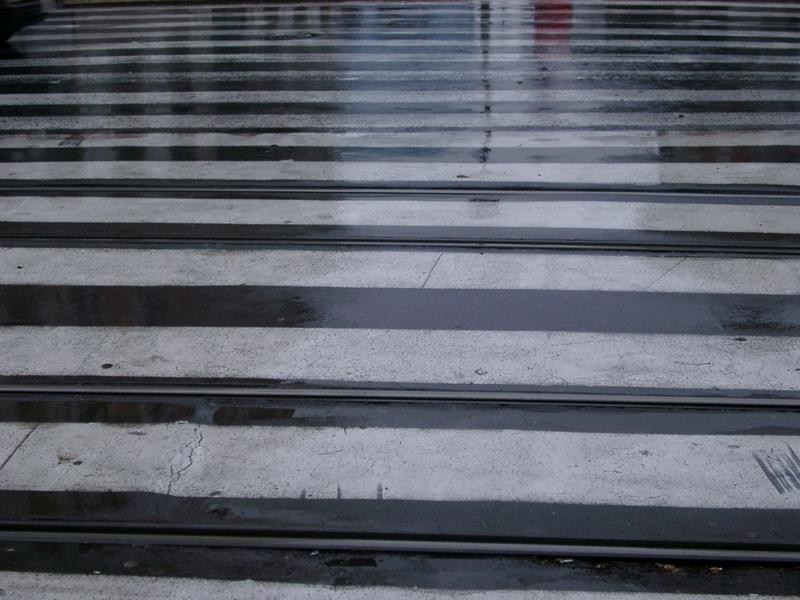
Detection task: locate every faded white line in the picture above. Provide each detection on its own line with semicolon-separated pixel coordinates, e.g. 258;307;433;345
4;197;800;234
0;130;662;149
4;128;799;150
0;162;665;185
40;0;800;12
0;162;798;187
0;422;797;509
3;114;799;131
0;247;436;288
4;52;797;67
7;72;799;86
38;6;800;21
2;89;799;105
1;327;799;392
15;38;800;53
17;25;800;43
5;248;800;294
658;163;800;186
0;573;789;600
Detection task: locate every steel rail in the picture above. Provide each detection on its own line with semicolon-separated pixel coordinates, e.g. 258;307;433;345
3;183;800;253
1;524;800;563
4;234;800;255
1;380;798;409
2;182;800;198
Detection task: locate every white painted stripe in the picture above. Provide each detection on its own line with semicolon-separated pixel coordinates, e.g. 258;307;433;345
536;0;800;5
1;326;799;392
0;421;796;509
43;0;800;13
531;0;800;6
40;7;800;22
1;248;439;288
3;129;798;150
0;162;662;185
37;15;798;30
428;252;800;294
658;163;800;186
1;162;799;187
16;38;800;53
15;28;800;45
42;0;800;13
0;130;661;149
4;247;800;295
7;71;798;85
32;18;796;34
658;129;800;147
4;114;798;131
2;89;799;106
4;197;800;234
5;52;796;67
37;21;800;37
17;25;800;42
25;13;800;31
0;573;787;600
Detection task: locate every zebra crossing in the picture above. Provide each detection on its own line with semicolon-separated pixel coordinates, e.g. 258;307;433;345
2;0;800;596
3;0;800;187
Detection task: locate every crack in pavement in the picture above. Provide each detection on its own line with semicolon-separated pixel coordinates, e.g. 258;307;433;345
421;252;444;289
166;425;203;496
645;257;687;291
0;423;39;473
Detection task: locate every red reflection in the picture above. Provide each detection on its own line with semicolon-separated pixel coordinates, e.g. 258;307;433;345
534;0;572;52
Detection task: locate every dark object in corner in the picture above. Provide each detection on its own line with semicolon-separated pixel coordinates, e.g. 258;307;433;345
1;0;45;43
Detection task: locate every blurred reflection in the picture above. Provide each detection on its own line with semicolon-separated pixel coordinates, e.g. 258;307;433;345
479;1;492;164
533;0;572;53
0;399;195;425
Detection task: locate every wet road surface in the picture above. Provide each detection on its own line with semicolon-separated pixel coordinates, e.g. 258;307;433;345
2;0;800;597
3;0;800;187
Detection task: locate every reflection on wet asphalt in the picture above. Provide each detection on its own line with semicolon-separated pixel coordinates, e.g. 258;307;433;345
3;1;800;592
2;0;800;186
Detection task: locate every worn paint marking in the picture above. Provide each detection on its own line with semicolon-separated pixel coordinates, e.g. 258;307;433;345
753;446;800;494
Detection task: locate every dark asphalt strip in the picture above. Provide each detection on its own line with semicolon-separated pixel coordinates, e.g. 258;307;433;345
3;60;800;75
1;186;798;206
6;78;800;94
2;223;800;254
15;32;800;45
2;390;800;433
40;2;800;17
3;375;800;406
26;19;800;33
0;123;798;133
2;492;800;562
2;285;800;335
6;44;800;59
4;542;800;594
4;101;800;118
0;145;665;164
2;181;799;200
2;145;799;164
28;13;800;27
